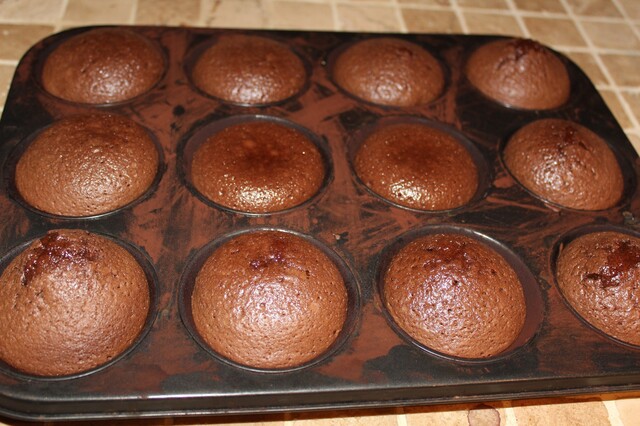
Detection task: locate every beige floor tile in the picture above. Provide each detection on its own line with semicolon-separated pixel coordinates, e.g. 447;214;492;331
618;0;640;20
615;394;640;426
511;397;611;426
0;0;65;23
336;4;402;32
402;8;462;33
600;89;633;129
405;402;506;426
457;0;508;9
135;0;201;26
463;12;523;36
581;21;640;50
397;0;450;6
340;0;394;3
204;0;266;29
563;51;608;86
289;409;398;425
63;0;134;24
267;1;334;31
620;90;640;129
512;0;566;13
565;0;622;17
0;24;54;60
600;53;640;87
523;17;586;47
0;64;16;109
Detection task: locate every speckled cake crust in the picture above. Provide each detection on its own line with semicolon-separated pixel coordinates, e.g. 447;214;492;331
383;233;526;359
191;231;348;369
354;122;478;211
192;34;306;105
556;231;640;346
466;38;570;110
15;113;159;217
333;37;444;107
41;28;164;104
0;229;150;377
504;118;623;210
191;120;325;213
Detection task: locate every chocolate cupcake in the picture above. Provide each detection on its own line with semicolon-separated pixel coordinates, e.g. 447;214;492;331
332;37;444;107
190;120;325;213
15;114;159;217
556;231;640;346
354;122;478;211
503;118;623;210
41;28;164;104
191;231;348;369
466;38;570;110
191;34;306;104
0;230;151;377
383;233;526;358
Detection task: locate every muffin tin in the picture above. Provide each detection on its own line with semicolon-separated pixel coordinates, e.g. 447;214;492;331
0;26;639;420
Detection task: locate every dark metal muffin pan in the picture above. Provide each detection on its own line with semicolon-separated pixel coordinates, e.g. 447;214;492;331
0;26;639;421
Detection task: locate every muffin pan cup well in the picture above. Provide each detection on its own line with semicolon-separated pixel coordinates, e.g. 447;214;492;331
0;230;159;381
0;26;640;420
3;118;166;220
178;114;332;215
376;224;543;364
178;227;361;373
551;224;640;350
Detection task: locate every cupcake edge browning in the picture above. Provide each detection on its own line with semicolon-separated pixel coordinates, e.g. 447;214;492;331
0;229;151;377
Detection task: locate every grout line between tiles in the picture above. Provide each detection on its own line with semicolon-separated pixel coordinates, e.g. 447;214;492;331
504;401;519;426
330;0;340;31
129;0;137;25
396;407;408;426
197;0;204;27
604;399;625;426
505;0;531;38
54;0;70;32
391;0;407;34
450;0;469;35
611;0;640;50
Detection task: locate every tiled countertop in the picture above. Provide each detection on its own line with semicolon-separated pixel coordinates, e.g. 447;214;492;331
1;0;640;425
